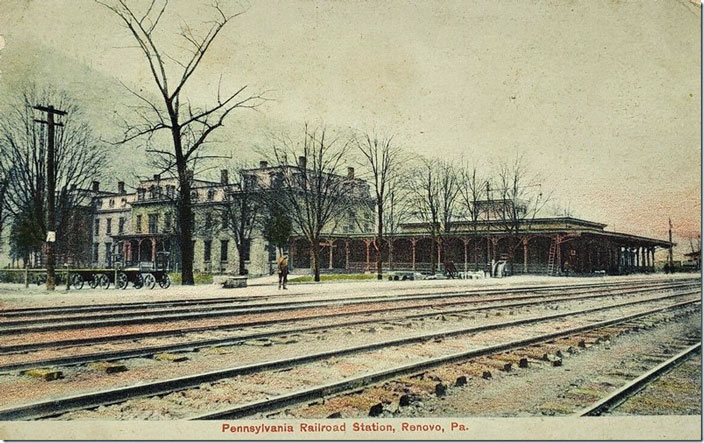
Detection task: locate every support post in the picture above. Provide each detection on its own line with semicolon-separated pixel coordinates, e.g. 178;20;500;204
328;239;334;270
522;238;529;273
345;240;349;270
364;239;371;272
463;237;469;274
411;238;417;271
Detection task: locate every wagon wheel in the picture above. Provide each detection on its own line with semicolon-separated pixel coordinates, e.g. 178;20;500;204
116;272;128;290
133;273;144;289
70;273;84;290
143;273;156;290
98;273;111;290
89;274;99;289
158;273;171;289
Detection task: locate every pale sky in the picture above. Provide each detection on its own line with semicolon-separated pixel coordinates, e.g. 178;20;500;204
0;0;700;252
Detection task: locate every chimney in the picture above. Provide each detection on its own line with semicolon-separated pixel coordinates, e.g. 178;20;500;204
298;156;306;169
118;181;125;194
220;169;229;185
153;174;160;181
92;181;100;192
347;167;355;179
259;160;268;168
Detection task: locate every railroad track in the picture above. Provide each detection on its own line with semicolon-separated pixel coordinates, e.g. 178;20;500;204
0;283;698;366
0;290;698;420
575;341;701;416
0;282;698;373
3;277;694;322
1;280;697;337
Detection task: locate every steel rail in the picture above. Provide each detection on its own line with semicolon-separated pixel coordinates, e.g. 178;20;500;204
191;302;702;420
3;277;692;317
0;295;698;421
1;285;697;355
3;280;687;326
575;342;702;417
1;288;697;372
1;281;696;335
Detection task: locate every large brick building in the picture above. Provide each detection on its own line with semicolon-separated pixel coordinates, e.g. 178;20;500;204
91;160;373;276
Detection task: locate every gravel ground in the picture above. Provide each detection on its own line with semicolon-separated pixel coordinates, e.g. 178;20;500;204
285;309;701;419
44;296;698;420
0;290;690;404
610;354;702;415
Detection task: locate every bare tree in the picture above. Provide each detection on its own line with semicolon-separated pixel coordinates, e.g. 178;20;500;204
220;163;265;276
494;155;550;273
436;159;461;265
458;161;486;271
408;157;441;274
383;171;414;270
98;0;265;284
354;133;405;279
0;86;106;266
265;125;353;282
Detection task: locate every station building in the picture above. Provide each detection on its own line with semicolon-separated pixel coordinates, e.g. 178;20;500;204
86;159;674;277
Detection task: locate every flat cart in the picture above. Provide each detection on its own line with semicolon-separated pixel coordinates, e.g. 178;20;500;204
67;252;171;290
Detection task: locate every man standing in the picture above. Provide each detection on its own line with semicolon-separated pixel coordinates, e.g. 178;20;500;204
277;253;289;290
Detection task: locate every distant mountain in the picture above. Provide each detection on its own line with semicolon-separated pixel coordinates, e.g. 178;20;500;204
0;37;276;188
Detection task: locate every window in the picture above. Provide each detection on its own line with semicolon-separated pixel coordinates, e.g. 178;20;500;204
94;219;100;236
109;199;114;208
106;218;112;234
105;243;112;266
164;215;171;232
137;188;145;201
155;186;162;199
191;190;199;201
220;240;229;262
204;212;212;230
118;217;125;234
135;215;142;233
167;185;175;199
120;198;127;207
221;212;228;229
148;186;155;200
204;240;212;263
93;243;99;262
148;214;159;234
207;188;215;201
242;239;251;262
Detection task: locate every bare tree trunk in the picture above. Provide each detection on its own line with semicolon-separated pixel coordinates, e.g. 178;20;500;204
311;238;321;282
176;162;194;285
376;199;383;280
238;246;246;275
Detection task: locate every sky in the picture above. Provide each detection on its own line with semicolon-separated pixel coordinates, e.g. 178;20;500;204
0;0;700;255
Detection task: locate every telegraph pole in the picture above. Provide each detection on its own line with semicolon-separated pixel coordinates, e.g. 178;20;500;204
34;105;67;291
